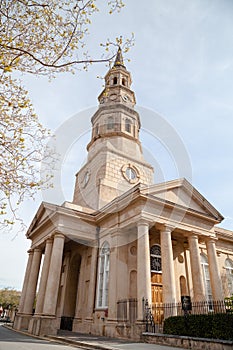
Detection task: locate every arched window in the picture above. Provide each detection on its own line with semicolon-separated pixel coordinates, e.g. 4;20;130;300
95;123;99;136
201;253;212;301
125;118;132;133
107;116;114;130
150;244;162;273
113;77;117;85
225;258;233;295
96;242;110;308
122;78;126;86
180;276;187;296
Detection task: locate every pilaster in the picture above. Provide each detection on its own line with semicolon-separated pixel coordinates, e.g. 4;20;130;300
108;240;118;321
85;246;98;320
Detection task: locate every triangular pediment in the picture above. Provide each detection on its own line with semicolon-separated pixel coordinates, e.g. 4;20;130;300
26;202;57;236
140;178;223;222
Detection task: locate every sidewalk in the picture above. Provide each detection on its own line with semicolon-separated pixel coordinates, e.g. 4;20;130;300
48;330;185;350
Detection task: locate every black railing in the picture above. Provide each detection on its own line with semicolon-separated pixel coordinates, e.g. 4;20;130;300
144;299;233;334
144;298;157;333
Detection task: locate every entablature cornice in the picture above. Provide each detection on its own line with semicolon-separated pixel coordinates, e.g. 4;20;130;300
141;193;221;225
91;103;140;125
215;227;233;242
94;189;219;237
27;204;97;246
87;130;141;151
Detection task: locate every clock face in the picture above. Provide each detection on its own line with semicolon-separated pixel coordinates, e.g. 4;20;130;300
125;167;137;180
123;94;129;102
121;164;139;184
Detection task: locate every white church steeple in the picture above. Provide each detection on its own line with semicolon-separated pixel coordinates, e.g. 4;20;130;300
87;47;139;151
73;48;154;210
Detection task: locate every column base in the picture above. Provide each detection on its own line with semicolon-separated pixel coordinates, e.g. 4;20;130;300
14;313;32;331
19;315;60;336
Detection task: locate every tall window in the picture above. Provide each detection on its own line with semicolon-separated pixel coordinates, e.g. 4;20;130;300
95;123;99;136
201;253;213;301
107;116;114;130
97;242;110;308
125;118;132;133
150;244;162;273
225;258;233;295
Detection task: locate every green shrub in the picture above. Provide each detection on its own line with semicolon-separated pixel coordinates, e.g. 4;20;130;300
163;313;233;341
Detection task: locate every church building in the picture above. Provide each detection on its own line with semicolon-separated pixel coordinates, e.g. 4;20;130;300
14;49;233;339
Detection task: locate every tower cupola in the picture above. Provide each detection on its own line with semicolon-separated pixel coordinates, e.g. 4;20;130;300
87;47;140;151
98;47;136;107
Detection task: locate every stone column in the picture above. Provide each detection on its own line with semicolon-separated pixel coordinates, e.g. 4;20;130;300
56;252;71;318
137;221;151;321
74;249;86;321
43;234;65;316
206;238;223;300
23;248;42;314
188;235;205;301
160;226;176;304
18;249;34;313
35;238;53;315
86;246;98;320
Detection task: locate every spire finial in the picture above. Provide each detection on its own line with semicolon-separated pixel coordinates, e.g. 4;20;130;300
113;46;125;68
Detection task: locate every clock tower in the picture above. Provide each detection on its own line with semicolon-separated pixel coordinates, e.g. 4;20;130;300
73;47;154;210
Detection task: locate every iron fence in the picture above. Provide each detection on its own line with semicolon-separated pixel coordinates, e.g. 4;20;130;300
144;299;233;334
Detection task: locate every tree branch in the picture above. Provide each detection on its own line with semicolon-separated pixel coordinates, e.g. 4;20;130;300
1;44;117;69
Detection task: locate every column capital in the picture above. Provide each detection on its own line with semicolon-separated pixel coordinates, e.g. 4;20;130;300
188;233;199;240
205;236;218;243
53;232;65;240
34;247;42;253
159;224;175;233
137;220;150;228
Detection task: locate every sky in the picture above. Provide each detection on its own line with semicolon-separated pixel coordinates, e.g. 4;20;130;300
0;0;233;290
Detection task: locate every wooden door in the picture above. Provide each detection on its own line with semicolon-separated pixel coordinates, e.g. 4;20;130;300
151;273;163;323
